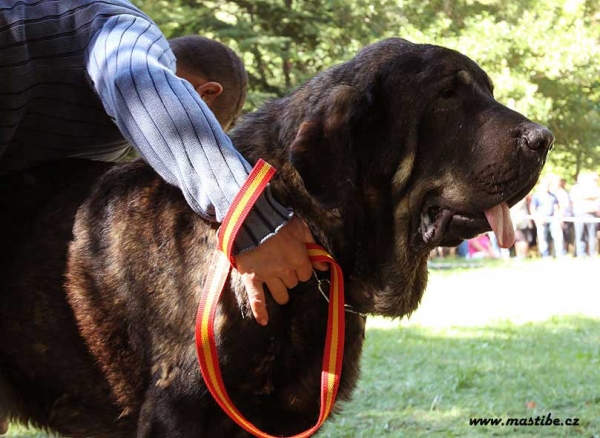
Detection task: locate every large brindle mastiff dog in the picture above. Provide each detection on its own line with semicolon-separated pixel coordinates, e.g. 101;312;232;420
0;38;552;437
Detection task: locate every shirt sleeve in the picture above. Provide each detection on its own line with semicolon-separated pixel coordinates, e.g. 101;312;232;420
85;14;291;253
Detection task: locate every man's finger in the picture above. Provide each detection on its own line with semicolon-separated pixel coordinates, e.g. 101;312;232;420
293;218;330;272
311;260;329;271
265;278;289;306
299;220;316;242
279;269;300;290
242;277;269;326
296;259;313;282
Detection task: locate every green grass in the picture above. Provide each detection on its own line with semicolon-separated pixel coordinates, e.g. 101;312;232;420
4;428;47;438
320;316;599;437
6;259;600;437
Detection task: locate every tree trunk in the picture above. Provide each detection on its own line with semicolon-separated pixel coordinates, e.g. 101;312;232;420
283;0;293;90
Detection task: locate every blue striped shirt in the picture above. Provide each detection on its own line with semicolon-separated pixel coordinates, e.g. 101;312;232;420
0;0;290;252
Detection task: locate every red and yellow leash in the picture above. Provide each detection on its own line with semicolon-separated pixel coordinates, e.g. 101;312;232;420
195;159;346;438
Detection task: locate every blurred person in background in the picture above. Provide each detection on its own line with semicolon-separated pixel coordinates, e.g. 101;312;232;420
530;177;564;258
551;176;574;255
510;196;535;259
467;233;498;259
570;172;600;258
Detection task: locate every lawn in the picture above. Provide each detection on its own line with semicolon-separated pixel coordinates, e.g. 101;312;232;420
6;259;600;437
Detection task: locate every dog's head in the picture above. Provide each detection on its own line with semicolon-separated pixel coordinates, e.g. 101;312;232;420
289;38;552;245
239;38;552;316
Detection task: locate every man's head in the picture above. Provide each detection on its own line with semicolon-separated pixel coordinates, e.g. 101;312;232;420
169;36;248;130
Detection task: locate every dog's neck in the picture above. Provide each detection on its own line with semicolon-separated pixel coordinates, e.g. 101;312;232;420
230;101;427;319
265;162;427;319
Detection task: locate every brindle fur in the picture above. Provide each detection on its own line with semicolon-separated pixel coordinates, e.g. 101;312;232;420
0;38;551;437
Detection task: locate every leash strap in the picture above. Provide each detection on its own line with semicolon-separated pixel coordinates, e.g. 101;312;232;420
195;159;346;438
216;159;277;262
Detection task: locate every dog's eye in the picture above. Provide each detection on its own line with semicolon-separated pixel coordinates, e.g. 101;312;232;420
441;89;457;100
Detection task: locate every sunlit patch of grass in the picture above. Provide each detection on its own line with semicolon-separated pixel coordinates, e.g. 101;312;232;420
321;259;600;437
321;316;600;437
4;424;49;438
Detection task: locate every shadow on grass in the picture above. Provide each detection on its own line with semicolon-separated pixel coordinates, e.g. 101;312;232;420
321;315;600;438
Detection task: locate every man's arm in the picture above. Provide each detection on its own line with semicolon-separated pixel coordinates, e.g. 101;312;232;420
86;15;326;323
85;15;289;250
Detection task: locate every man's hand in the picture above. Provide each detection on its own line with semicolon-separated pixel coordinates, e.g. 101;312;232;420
234;216;329;326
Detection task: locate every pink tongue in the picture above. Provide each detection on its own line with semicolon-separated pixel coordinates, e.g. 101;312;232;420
484;202;515;248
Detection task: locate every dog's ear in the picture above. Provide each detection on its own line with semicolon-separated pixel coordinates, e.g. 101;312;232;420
289;85;363;209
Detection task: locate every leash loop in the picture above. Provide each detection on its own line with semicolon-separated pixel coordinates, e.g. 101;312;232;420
195;159;345;438
313;271;366;318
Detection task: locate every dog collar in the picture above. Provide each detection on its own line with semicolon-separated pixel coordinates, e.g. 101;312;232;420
313;270;366;318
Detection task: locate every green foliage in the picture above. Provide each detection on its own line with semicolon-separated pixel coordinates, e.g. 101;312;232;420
133;0;600;181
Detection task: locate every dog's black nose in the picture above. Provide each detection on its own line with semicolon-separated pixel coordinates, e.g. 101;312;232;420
522;126;554;152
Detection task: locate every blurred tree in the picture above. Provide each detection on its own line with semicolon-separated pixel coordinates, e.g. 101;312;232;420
384;0;600;180
132;0;600;178
134;0;399;107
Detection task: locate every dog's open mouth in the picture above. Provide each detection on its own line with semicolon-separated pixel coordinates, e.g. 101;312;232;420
415;165;544;250
420;203;514;249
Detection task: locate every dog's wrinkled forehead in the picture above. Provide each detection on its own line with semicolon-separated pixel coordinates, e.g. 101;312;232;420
456;68;494;94
448;69;495;99
413;43;493;85
457;70;472;85
435;52;493;86
365;41;494;102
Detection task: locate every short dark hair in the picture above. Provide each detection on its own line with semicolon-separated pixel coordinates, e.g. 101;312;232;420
169;36;247;129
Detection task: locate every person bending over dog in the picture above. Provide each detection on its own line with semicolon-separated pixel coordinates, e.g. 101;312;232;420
0;1;327;331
